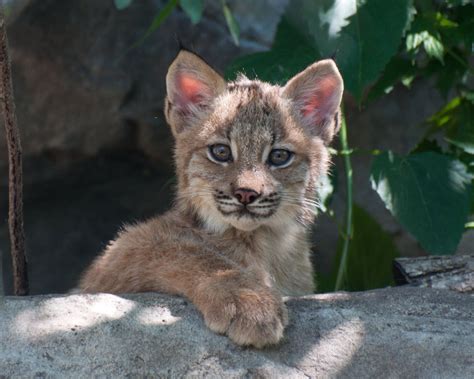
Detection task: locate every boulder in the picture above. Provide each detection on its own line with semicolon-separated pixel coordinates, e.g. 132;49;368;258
1;287;473;378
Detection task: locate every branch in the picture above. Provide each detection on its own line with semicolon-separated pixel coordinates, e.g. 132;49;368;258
0;3;28;295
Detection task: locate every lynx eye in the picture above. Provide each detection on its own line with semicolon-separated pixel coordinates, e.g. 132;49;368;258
268;149;293;167
209;144;232;163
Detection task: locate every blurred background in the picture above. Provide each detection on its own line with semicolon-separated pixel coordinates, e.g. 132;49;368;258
1;0;472;295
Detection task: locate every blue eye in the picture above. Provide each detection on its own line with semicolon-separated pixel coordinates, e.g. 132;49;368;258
209;144;232;162
268;149;293;167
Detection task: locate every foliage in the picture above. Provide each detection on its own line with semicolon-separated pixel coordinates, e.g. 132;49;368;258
371;152;472;254
427;96;474;154
117;0;473;291
226;0;473;291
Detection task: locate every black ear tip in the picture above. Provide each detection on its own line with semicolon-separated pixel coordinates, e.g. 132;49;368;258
172;37;202;59
175;34;186;51
174;35;193;54
329;49;338;62
172;44;216;72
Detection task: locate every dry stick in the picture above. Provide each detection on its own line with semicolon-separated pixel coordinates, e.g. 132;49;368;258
0;5;28;295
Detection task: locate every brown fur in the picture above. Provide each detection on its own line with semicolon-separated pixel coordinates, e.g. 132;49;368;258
79;51;343;348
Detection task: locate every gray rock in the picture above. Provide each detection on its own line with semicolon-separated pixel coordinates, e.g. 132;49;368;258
1;152;175;295
0;0;281;170
1;287;473;378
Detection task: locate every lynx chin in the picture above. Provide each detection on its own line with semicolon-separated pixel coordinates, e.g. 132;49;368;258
79;50;343;348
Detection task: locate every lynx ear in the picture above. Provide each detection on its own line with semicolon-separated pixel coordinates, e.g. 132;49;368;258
165;50;226;134
282;59;343;143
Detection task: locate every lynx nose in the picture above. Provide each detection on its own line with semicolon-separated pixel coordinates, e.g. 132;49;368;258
234;188;260;205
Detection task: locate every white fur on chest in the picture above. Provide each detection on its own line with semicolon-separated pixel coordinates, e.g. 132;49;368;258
248;221;314;296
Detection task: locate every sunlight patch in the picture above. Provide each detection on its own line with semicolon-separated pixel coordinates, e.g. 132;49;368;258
299;317;365;375
137;306;181;326
12;294;135;340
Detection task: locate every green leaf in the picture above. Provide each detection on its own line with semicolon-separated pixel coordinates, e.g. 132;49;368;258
422;33;445;63
367;56;417;102
146;0;178;35
445;101;474;155
317;204;399;293
227;0;412;100
333;0;413;101
410;138;443;155
222;2;240;46
285;0;414;102
284;0;356;58
407;30;445;63
180;0;203;24
114;0;133;10
134;0;178;46
427;97;461;130
225;18;319;84
428;96;474;154
370;151;472;255
405;8;472;96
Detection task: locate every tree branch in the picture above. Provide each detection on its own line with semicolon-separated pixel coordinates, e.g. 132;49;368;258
0;2;28;296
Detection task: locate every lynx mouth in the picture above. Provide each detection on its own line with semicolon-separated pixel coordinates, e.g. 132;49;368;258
214;200;279;219
217;206;276;219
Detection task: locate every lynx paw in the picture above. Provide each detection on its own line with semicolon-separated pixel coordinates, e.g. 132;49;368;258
197;280;288;348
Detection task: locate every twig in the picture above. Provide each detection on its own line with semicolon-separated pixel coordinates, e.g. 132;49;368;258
0;3;28;295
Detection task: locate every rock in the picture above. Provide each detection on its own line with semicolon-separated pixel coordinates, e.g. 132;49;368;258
1;151;175;295
0;0;282;170
1;287;473;378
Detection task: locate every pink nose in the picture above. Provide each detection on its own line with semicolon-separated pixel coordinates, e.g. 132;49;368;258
234;188;260;205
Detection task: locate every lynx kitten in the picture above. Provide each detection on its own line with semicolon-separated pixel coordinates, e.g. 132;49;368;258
79;50;343;348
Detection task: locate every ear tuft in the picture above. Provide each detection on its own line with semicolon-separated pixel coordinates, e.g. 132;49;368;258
282;59;343;143
165;50;226;134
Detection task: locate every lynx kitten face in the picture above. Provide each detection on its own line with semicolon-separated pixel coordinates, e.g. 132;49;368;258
166;51;343;233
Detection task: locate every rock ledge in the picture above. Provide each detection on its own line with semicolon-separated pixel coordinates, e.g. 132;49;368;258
1;287;473;378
